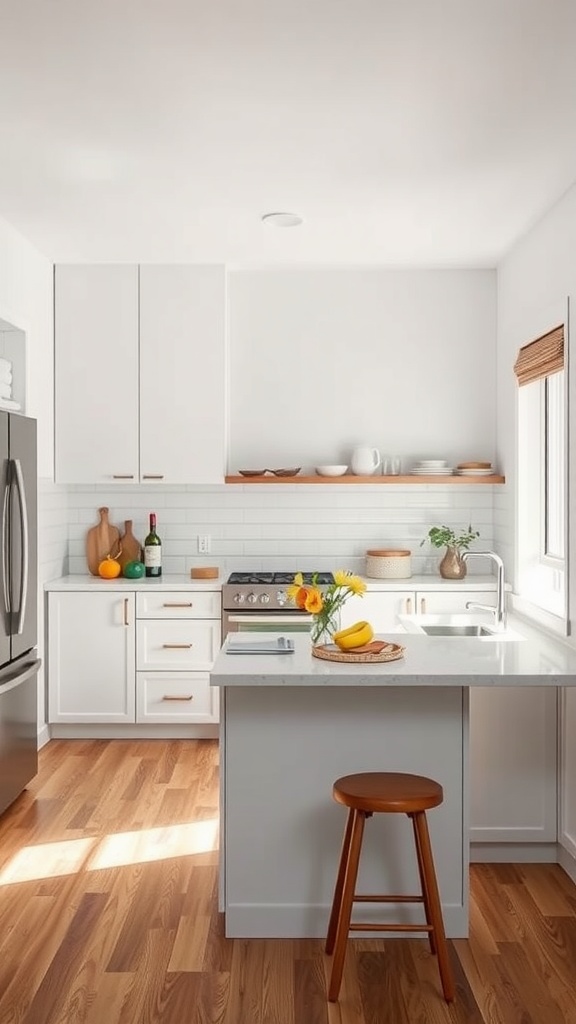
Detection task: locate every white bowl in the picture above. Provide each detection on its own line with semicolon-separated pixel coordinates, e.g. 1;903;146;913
315;465;348;477
415;459;447;467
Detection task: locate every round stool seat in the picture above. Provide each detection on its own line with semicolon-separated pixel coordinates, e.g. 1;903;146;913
333;772;443;815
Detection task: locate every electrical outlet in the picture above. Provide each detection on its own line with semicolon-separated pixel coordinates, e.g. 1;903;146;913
198;535;211;554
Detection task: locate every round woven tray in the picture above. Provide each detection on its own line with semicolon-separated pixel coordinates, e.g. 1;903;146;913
312;642;405;664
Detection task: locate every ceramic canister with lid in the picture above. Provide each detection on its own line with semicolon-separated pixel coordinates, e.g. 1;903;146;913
366;549;412;579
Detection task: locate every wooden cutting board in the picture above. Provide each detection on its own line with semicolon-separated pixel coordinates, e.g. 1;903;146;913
86;507;121;576
118;519;142;571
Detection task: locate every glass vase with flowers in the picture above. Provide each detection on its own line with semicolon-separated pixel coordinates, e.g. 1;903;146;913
287;570;367;647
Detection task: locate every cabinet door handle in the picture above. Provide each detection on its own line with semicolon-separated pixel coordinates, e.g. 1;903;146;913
162;694;194;701
420;597;426;614
124;598;130;626
405;597;412;614
113;474;135;479
162;643;193;649
142;474;165;480
163;602;193;608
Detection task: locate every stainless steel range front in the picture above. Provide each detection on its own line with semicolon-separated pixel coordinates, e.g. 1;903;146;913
221;572;334;638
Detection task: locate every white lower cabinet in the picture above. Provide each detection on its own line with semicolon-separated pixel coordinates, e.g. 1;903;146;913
469;686;558;846
339;590;415;631
339;587;498;631
136;672;215;724
48;588;221;727
48;591;136;723
416;590;499;616
136;591;220;724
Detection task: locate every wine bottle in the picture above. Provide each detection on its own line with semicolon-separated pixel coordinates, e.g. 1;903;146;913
144;513;162;577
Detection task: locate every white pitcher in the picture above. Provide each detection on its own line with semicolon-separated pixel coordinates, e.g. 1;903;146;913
351;445;381;475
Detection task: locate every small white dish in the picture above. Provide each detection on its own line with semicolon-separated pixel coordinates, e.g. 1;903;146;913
315;465;348;477
414;460;448;467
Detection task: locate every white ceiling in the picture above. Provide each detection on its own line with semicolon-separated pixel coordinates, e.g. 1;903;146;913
1;0;576;266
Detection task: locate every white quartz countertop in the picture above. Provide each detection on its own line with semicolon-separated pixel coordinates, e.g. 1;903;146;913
44;574;222;592
210;618;576;687
43;573;498;593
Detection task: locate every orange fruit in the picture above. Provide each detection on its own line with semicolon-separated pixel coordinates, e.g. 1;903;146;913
98;555;122;579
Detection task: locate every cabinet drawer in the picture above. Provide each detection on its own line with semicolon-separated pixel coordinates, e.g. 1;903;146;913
136;591;221;619
137;620;221;670
136;671;218;723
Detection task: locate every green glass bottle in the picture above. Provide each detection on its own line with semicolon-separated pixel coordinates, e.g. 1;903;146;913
144;513;162;577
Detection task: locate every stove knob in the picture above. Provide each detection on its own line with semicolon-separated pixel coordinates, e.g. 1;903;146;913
233;593;245;604
247;593;258;604
276;590;287;605
259;594;270;605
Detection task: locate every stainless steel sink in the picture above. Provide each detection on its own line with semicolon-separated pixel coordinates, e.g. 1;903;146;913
421;624;495;637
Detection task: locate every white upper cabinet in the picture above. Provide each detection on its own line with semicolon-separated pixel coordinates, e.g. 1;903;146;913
55;264;139;483
55;264;226;484
139;264;226;484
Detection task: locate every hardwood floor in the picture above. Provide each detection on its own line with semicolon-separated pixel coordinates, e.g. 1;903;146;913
0;739;575;1023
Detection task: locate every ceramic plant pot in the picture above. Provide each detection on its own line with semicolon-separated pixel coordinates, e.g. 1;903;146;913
439;546;467;580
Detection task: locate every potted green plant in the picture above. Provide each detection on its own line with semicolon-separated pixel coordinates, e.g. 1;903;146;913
421;524;480;579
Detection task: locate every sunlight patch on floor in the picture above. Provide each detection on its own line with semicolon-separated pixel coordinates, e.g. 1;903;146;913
88;819;219;869
0;819;219;884
0;837;97;884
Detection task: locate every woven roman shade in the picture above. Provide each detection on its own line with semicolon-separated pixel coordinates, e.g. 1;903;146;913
514;325;564;386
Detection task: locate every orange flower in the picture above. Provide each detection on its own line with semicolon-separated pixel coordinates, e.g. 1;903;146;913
304;588;324;614
294;586;310;609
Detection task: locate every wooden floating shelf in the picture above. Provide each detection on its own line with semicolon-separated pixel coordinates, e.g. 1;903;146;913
225;474;506;485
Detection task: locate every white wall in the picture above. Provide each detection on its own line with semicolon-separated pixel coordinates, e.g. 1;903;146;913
228;269;497;471
0;215;53;477
0;214;66;738
497;181;576;627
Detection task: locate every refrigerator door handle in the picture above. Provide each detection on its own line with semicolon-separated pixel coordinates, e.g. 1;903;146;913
13;459;28;635
1;477;9;615
0;657;40;695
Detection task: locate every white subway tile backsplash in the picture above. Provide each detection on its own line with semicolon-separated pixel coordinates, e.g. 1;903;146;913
41;482;503;580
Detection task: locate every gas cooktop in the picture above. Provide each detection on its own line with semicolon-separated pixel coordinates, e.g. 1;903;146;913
227;572;334;586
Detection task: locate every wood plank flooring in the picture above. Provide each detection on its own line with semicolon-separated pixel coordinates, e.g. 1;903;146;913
0;739;575;1023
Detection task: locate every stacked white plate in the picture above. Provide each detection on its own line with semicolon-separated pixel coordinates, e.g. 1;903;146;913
410;460;453;475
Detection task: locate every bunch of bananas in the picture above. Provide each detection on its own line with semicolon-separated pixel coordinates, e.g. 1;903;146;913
333;620;374;651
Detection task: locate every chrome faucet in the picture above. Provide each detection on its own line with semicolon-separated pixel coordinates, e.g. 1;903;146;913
461;551;507;628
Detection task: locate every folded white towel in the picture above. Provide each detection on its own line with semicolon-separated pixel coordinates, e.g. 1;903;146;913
0;369;12;385
0;398;21;411
0;358;12;374
0;382;11;400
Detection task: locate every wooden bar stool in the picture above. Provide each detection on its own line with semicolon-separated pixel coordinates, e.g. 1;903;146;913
325;772;455;1003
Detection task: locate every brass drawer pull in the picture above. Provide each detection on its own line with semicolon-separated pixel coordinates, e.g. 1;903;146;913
420;597;427;614
162;643;193;649
162;695;194;702
162;602;193;608
113;474;135;479
142;474;164;479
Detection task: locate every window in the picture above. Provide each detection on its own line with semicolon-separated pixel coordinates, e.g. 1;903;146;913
515;325;567;627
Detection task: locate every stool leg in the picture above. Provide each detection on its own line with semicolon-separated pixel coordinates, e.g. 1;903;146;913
410;812;436;955
326;807;355;955
327;808;366;1002
412;811;455;1003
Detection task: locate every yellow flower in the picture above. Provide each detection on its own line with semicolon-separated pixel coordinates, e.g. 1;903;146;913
286;572;304;601
333;569;366;595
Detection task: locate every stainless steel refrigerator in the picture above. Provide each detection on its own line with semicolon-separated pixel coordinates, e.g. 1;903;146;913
0;412;39;816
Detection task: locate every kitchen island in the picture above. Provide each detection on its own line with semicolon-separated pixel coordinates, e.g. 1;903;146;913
211;625;576;939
